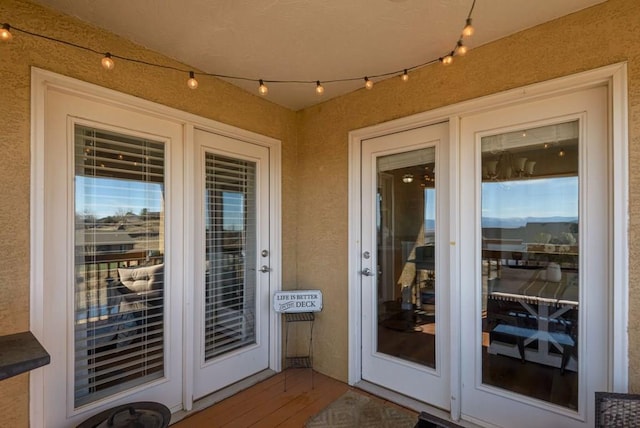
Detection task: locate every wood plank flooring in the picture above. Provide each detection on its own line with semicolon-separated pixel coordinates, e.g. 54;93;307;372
172;369;417;427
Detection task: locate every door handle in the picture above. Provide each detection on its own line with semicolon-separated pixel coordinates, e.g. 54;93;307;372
361;268;375;277
259;265;271;273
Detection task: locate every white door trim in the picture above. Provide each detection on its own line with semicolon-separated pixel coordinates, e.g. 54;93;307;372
348;62;628;419
30;67;282;427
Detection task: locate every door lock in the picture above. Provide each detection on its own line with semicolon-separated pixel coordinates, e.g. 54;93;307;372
259;265;271;273
361;268;375;277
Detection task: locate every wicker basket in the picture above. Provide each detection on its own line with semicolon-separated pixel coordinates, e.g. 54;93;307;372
595;392;640;427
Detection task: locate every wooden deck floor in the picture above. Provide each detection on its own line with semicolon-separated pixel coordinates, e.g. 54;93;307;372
172;369;416;427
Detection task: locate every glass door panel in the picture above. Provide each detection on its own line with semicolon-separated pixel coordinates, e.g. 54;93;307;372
74;125;166;407
376;148;437;368
481;121;579;409
204;153;257;359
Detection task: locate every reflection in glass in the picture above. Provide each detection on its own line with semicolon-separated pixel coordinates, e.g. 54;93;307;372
73;125;165;407
376;147;437;368
481;121;579;410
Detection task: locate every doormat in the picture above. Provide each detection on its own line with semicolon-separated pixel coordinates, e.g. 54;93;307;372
305;390;417;428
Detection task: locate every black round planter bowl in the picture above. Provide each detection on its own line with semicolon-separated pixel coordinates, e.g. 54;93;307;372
76;401;171;428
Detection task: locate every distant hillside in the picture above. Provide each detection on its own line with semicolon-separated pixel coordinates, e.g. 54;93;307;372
482;216;578;229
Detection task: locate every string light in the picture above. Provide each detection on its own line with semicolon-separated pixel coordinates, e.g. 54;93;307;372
455;40;468;56
258;79;268;96
187;71;198;89
0;0;476;93
462;18;474;37
364;77;374;90
101;52;114;70
441;53;454;65
438;0;476;66
0;23;12;41
462;0;476;38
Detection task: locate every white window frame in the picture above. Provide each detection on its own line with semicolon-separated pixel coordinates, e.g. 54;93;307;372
30;67;283;426
348;62;628;420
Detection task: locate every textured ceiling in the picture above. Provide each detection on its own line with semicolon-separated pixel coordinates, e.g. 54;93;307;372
33;0;605;111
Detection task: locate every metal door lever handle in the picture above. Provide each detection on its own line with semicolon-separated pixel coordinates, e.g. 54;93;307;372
361;268;375;277
259;265;271;273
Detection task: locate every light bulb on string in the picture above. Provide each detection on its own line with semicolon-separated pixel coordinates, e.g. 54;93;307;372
0;0;479;94
441;53;454;65
101;52;115;70
0;23;12;41
258;79;268;96
455;40;468;56
187;71;198;89
463;18;474;37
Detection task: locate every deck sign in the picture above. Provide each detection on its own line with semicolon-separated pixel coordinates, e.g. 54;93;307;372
273;290;323;313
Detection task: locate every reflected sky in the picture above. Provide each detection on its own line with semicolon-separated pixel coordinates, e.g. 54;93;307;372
482;176;578;220
76;176;163;219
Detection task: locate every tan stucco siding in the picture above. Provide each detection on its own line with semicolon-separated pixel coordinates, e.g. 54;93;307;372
2;0;640;426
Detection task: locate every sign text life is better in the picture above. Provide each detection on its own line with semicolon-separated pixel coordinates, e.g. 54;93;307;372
273;290;323;313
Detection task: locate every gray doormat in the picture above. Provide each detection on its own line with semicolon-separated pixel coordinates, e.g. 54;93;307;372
305;390;417;428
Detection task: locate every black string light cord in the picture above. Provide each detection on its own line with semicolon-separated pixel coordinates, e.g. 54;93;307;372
0;0;476;95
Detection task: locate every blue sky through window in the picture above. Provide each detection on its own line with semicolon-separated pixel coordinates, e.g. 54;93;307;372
482;176;578;226
76;176;163;218
223;191;244;231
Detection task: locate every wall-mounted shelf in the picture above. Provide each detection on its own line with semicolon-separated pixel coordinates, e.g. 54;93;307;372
0;331;50;381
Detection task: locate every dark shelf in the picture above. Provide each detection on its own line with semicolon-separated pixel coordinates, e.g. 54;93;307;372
285;356;312;369
284;312;314;323
0;331;50;381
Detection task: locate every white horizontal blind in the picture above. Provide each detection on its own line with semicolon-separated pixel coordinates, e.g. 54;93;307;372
204;152;257;360
73;124;165;407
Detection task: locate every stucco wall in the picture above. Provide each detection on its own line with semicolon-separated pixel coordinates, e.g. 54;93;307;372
296;0;640;385
2;0;640;426
0;1;298;425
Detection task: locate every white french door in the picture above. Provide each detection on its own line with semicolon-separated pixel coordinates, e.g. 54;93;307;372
360;122;450;410
459;86;609;427
193;129;271;399
40;88;184;427
32;69;282;427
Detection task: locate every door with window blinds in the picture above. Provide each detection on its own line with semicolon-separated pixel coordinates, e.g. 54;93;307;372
193;129;271;399
73;125;167;407
41;86;184;427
